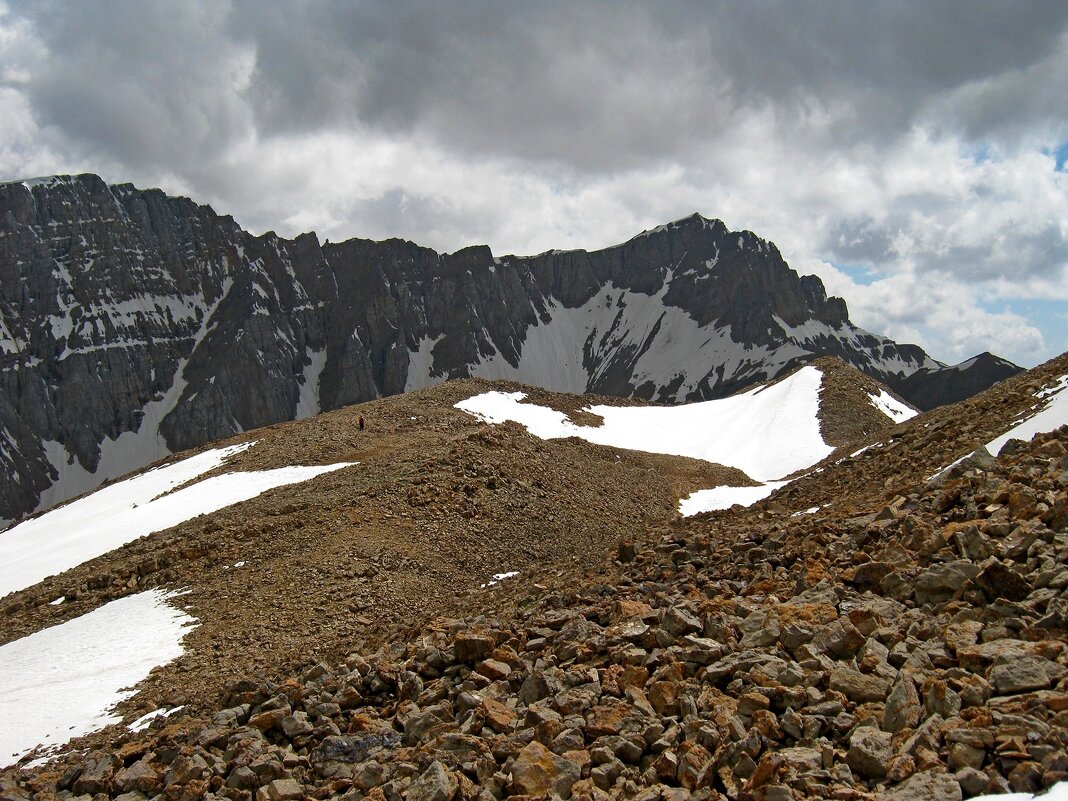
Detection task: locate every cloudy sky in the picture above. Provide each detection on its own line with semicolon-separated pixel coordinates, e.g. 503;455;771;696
1;1;1065;367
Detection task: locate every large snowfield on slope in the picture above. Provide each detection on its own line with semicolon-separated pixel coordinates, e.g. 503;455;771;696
0;444;354;598
458;365;836;515
987;374;1068;456
0;589;196;768
466;280;801;400
400;266;934;402
33;282;236;514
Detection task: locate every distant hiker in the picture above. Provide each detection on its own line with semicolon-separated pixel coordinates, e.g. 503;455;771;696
359;416;365;431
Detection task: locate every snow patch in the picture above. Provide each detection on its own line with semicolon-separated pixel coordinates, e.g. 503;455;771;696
927;373;1068;477
295;348;327;419
987;374;1068;456
459;366;835;518
405;335;445;392
1037;374;1068;399
0;444;354;598
39;440;108;511
481;571;519;588
18;175;68;190
128;705;184;733
926;453;969;482
970;781;1068;801
678;482;789;516
868;390;918;423
0;589;196;768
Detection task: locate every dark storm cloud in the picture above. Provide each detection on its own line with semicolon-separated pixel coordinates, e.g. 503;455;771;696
7;1;252;175
228;1;1068;166
230;1;721;171
826;217;896;264
6;1;1068;180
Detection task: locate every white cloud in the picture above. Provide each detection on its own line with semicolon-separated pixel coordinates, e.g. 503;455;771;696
809;263;1046;365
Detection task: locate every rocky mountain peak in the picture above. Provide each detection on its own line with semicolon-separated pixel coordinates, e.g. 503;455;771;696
897;350;1025;411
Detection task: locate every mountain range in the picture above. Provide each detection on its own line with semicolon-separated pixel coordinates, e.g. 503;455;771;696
0;173;1019;523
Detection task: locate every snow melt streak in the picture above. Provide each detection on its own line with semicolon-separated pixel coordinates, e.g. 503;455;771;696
0;444;353;598
0;590;196;768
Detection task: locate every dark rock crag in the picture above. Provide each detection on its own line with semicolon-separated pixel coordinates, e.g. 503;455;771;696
896;353;1023;412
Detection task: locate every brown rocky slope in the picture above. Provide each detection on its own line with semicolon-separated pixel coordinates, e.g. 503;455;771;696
0;359;899;699
1;353;1066;801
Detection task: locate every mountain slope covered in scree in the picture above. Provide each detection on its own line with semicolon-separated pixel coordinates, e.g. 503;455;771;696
0;174;1020;522
0;358;920;766
0;347;1065;798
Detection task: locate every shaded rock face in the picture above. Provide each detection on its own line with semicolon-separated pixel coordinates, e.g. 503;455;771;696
896;352;1023;411
0;176;1013;521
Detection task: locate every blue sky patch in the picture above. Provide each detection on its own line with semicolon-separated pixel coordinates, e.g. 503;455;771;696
1048;142;1068;172
829;261;880;287
967;143;994;165
979;297;1066;367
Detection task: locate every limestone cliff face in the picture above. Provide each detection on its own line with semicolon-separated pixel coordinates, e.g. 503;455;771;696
0;175;1018;521
0;175;240;522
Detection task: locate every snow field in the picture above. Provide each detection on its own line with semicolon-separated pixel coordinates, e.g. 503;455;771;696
0;441;357;765
457;366;835;516
458;365;833;483
987;374;1068;456
462;278;814;402
295;348;328;418
0;589;197;768
0;443;355;598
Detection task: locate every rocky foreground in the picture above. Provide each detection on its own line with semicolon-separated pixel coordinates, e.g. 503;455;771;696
3;384;1066;799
